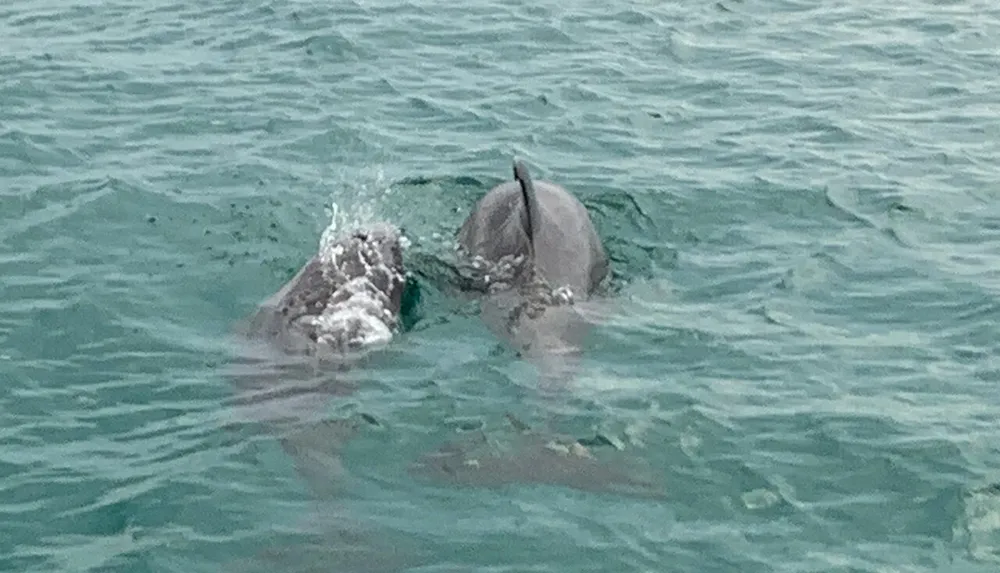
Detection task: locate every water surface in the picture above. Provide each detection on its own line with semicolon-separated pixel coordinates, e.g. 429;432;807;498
3;0;1000;571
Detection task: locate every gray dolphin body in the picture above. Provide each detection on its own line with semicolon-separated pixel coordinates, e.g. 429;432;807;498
456;160;610;385
241;222;407;360
227;222;408;494
457;160;608;297
225;223;436;573
417;162;669;498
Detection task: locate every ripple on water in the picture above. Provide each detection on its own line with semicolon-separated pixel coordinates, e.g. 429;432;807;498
2;0;1000;571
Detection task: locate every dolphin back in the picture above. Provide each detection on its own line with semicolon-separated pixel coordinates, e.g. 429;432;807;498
243;225;407;360
512;160;608;295
456;179;533;275
457;160;609;295
528;179;608;295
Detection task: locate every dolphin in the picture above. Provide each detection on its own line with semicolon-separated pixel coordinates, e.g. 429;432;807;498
225;222;409;495
455;159;610;387
457;160;608;296
412;161;668;499
223;222;430;571
240;222;407;360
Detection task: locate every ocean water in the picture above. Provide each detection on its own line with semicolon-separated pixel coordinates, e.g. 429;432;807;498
3;0;1000;571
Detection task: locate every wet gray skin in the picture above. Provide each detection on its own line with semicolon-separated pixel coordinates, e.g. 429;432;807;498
240;222;407;360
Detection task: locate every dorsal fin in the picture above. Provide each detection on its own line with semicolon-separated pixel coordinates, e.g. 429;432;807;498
513;159;542;257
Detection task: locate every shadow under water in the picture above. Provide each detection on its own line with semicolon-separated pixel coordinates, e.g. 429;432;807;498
409;413;666;501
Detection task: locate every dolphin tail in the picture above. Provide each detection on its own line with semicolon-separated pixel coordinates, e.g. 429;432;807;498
513;159;543;256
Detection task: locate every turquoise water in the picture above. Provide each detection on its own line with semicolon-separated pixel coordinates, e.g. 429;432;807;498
3;0;1000;571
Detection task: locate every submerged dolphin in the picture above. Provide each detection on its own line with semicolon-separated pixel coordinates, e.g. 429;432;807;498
224;222;430;571
410;161;669;499
409;413;665;500
456;160;610;386
226;222;408;495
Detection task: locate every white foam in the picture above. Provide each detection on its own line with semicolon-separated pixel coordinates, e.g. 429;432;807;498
297;171;408;354
310;233;404;352
305;285;395;350
552;285;576;305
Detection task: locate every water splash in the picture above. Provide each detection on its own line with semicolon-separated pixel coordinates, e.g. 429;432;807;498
319;165;395;253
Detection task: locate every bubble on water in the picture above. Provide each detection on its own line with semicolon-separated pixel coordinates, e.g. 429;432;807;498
679;431;702;457
741;488;781;510
956;483;1000;562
